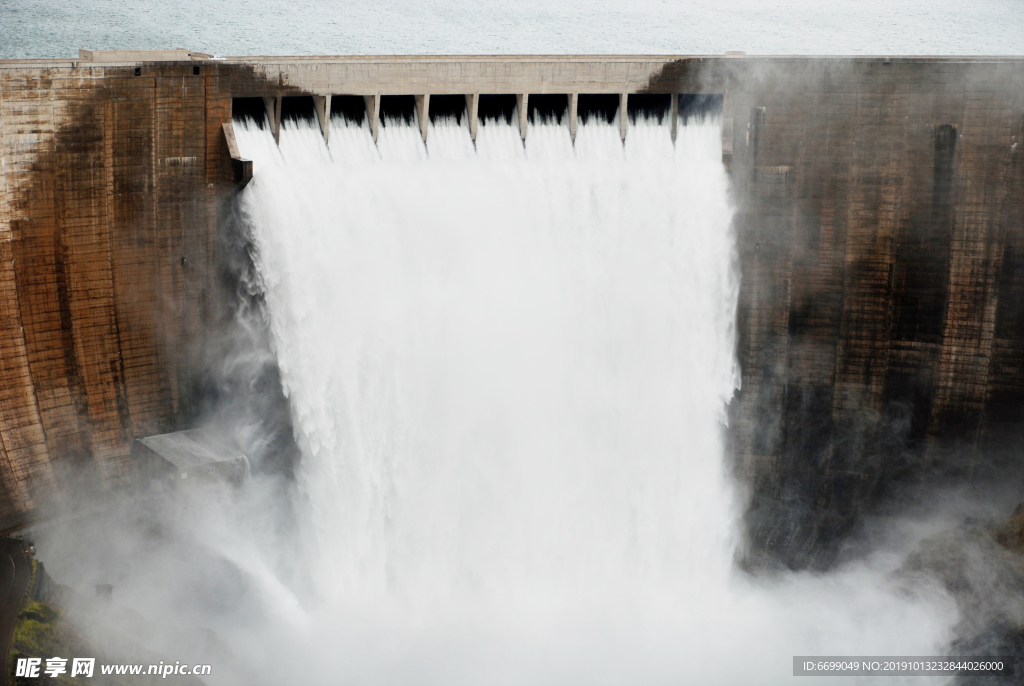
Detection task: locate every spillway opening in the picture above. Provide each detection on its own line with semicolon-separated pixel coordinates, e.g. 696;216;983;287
330;95;367;126
577;93;620;125
280;96;317;126
429;94;467;125
628;93;671;124
378;94;416;126
527;94;568;124
232;97;269;128
477;94;517;124
680;94;724;124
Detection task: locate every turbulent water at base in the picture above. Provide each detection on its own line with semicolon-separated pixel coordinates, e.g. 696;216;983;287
231;113;957;684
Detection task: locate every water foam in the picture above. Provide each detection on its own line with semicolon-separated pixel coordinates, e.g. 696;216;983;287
232;113;956;684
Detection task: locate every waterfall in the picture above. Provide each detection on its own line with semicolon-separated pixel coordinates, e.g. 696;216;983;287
230;112;955;685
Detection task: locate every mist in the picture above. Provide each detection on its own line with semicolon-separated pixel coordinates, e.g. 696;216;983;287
21;110;1020;686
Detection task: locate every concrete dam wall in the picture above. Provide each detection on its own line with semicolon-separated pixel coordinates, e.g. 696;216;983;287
0;52;1022;566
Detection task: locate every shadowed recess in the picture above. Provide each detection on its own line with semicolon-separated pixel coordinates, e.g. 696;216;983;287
379;95;417;126
628;94;671;123
578;94;620;125
330;95;367;126
280;96;316;124
528;94;568;125
232;97;268;127
429;95;466;125
477;94;517;124
679;94;723;123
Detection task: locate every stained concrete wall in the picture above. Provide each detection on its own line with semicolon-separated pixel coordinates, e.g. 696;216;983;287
0;58;231;530
0;55;1022;562
714;57;1024;567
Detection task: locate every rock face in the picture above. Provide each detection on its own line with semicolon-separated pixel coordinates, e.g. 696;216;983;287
0;55;1022;567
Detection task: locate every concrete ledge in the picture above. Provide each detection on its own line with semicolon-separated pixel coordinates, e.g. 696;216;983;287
78;48;213;62
221;122;253;186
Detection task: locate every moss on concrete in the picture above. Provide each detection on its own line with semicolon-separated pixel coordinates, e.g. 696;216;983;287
8;560;90;685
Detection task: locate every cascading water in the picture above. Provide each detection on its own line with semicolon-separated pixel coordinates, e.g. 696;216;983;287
230;111;956;684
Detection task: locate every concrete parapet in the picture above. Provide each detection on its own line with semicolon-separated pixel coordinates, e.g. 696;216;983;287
78;48;213;62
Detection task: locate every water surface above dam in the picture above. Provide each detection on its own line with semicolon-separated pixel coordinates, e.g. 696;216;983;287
1;0;1022;59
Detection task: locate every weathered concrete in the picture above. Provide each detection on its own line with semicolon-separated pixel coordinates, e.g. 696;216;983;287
466;93;479;142
517;93;528;139
221;122;252;186
414;94;429;142
0;54;1021;568
568;93;579;141
0;56;230;531
716;57;1024;568
312;94;330;143
619;93;628;140
364;94;380;142
263;95;281;143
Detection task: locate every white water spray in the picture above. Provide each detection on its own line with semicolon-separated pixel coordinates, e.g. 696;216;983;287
232;113;956;684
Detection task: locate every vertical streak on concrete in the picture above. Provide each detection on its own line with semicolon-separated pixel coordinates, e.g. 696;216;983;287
620;93;628;141
466;93;479;142
153;73;177;432
832;82;906;432
415;94;430;143
8;67;109;494
0;74;49;517
154;65;212;457
0;77;17;512
729;97;793;481
364;95;380;142
106;76;174;461
55;85;135;485
721;92;734;171
982;81;1024;455
569;93;579;142
670;93;678;143
104;97;132;469
313;95;330;144
517;94;528;141
929;77;1014;453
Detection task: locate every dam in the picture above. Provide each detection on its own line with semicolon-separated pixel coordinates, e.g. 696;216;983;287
0;50;1022;574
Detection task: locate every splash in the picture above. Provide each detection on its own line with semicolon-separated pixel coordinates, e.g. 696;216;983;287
231;111;955;684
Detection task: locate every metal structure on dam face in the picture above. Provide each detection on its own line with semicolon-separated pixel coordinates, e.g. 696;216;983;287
0;50;1022;567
